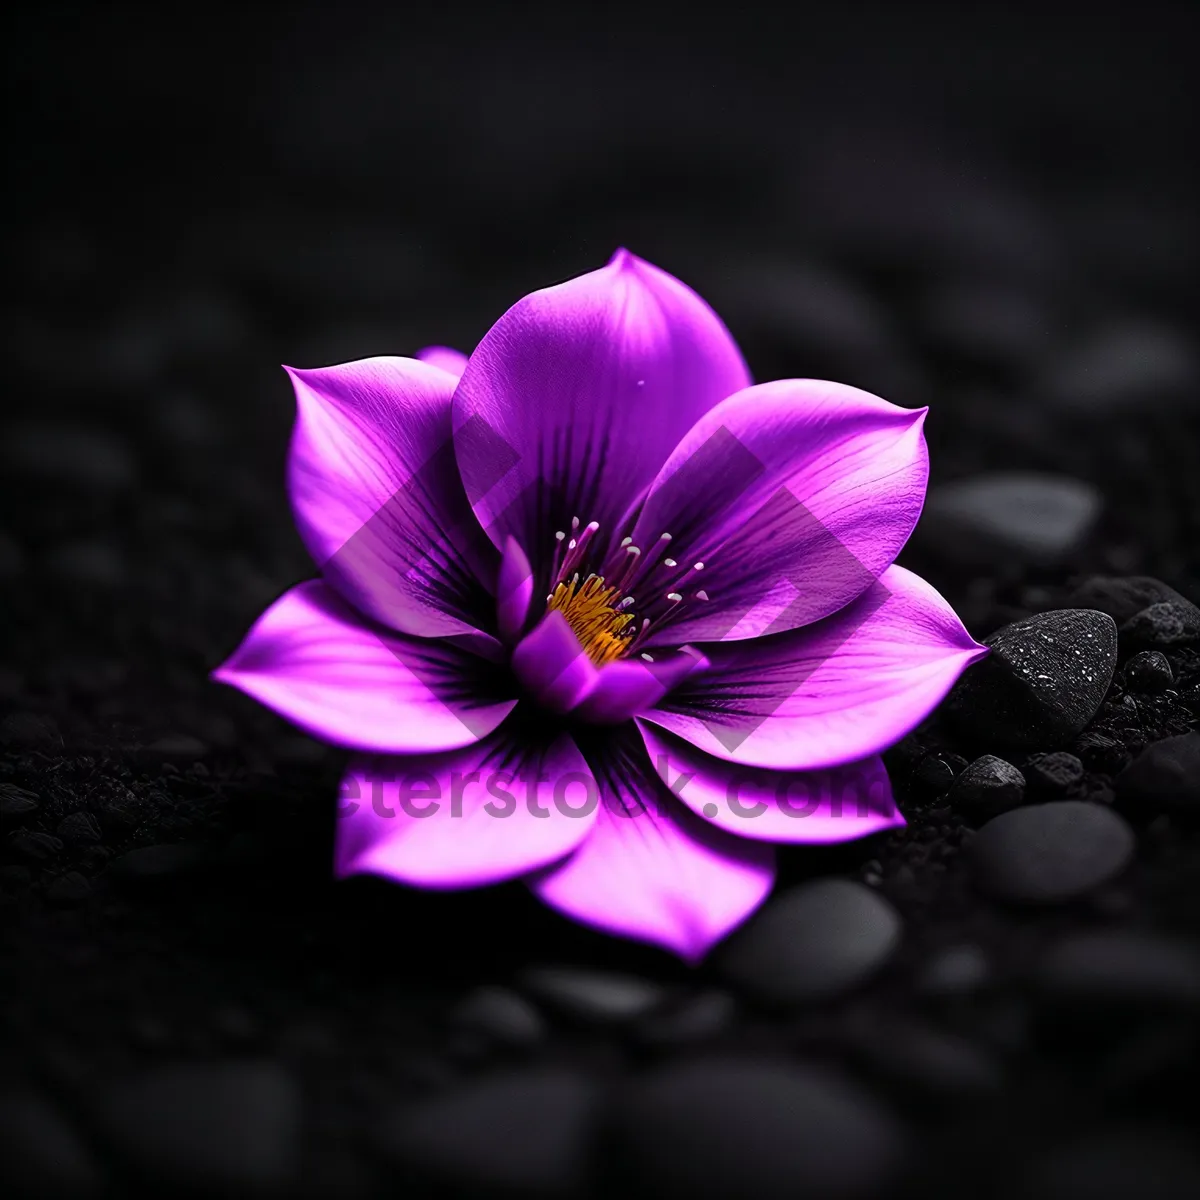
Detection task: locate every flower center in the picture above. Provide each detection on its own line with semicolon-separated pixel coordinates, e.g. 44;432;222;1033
544;517;709;665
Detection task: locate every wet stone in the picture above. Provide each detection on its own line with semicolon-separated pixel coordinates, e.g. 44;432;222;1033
970;801;1135;903
918;472;1101;567
516;966;670;1025
377;1068;598;1197
90;1061;301;1193
1075;732;1132;775
949;755;1026;818
720;880;902;1005
448;986;547;1050
1121;601;1200;649
1024;751;1085;794
609;1059;906;1200
946;610;1117;748
914;944;991;998
1115;732;1200;816
915;754;957;794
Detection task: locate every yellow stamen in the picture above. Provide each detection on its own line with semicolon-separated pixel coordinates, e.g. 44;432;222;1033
547;574;635;666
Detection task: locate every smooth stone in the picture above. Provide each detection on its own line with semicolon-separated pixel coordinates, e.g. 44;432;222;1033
1124;650;1173;693
949;756;1026;818
970;801;1135;903
1040;319;1198;413
633;989;738;1049
1024;751;1085;794
914;754;957;794
1121;601;1200;648
914;944;991;998
945;610;1117;748
8;830;63;862
448;986;547;1050
0;1083;103;1195
90;1062;300;1193
918;473;1101;567
378;1068;598;1197
720;880;902;1005
1116;733;1200;815
1075;732;1131;775
610;1059;905;1200
1015;1128;1200;1200
845;1018;1002;1102
1035;930;1200;1009
1065;576;1192;626
918;280;1055;369
516;966;670;1024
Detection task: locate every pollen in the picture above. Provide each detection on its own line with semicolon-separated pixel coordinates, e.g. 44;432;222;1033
547;573;636;665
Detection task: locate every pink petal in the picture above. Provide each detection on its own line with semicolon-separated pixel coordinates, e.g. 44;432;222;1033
630;380;928;645
336;725;597;888
638;723;904;843
453;250;751;584
213;581;516;754
510;610;601;715
643;566;988;771
573;647;709;725
415;345;469;378
287;356;497;640
528;732;775;962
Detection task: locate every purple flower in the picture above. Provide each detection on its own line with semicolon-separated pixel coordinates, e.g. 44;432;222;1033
214;250;986;961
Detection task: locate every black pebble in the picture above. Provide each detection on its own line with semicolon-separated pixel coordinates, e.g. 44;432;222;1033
970;801;1135;903
945;610;1117;748
0;711;62;748
915;754;957;794
914;944;991;998
1124;650;1173;692
1116;732;1200;815
608;1059;906;1200
1121;601;1200;649
516;966;669;1025
1066;576;1193;625
0;784;40;818
1025;751;1085;794
90;1062;301;1193
720;879;902;1005
377;1068;598;1197
633;989;738;1050
950;755;1026;817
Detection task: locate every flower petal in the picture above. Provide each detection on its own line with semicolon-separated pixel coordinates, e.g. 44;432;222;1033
630;380;928;645
287;356;497;640
213;581;516;754
415;345;469;378
528;730;775;962
496;535;535;644
453;250;751;586
336;722;597;889
572;647;709;725
638;723;904;844
642;566;987;771
510;610;601;715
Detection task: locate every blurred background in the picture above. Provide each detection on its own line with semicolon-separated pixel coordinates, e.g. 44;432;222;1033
3;1;1199;1197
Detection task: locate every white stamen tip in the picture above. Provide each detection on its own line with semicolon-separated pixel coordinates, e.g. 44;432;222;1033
667;592;683;603
585;521;599;533
619;596;636;608
695;590;709;601
640;653;655;662
660;532;673;542
568;539;577;550
571;516;580;530
620;536;633;547
663;558;677;568
693;562;704;571
626;546;641;556
555;531;566;541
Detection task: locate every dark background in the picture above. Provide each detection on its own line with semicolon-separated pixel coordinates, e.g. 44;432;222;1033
3;2;1199;1197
